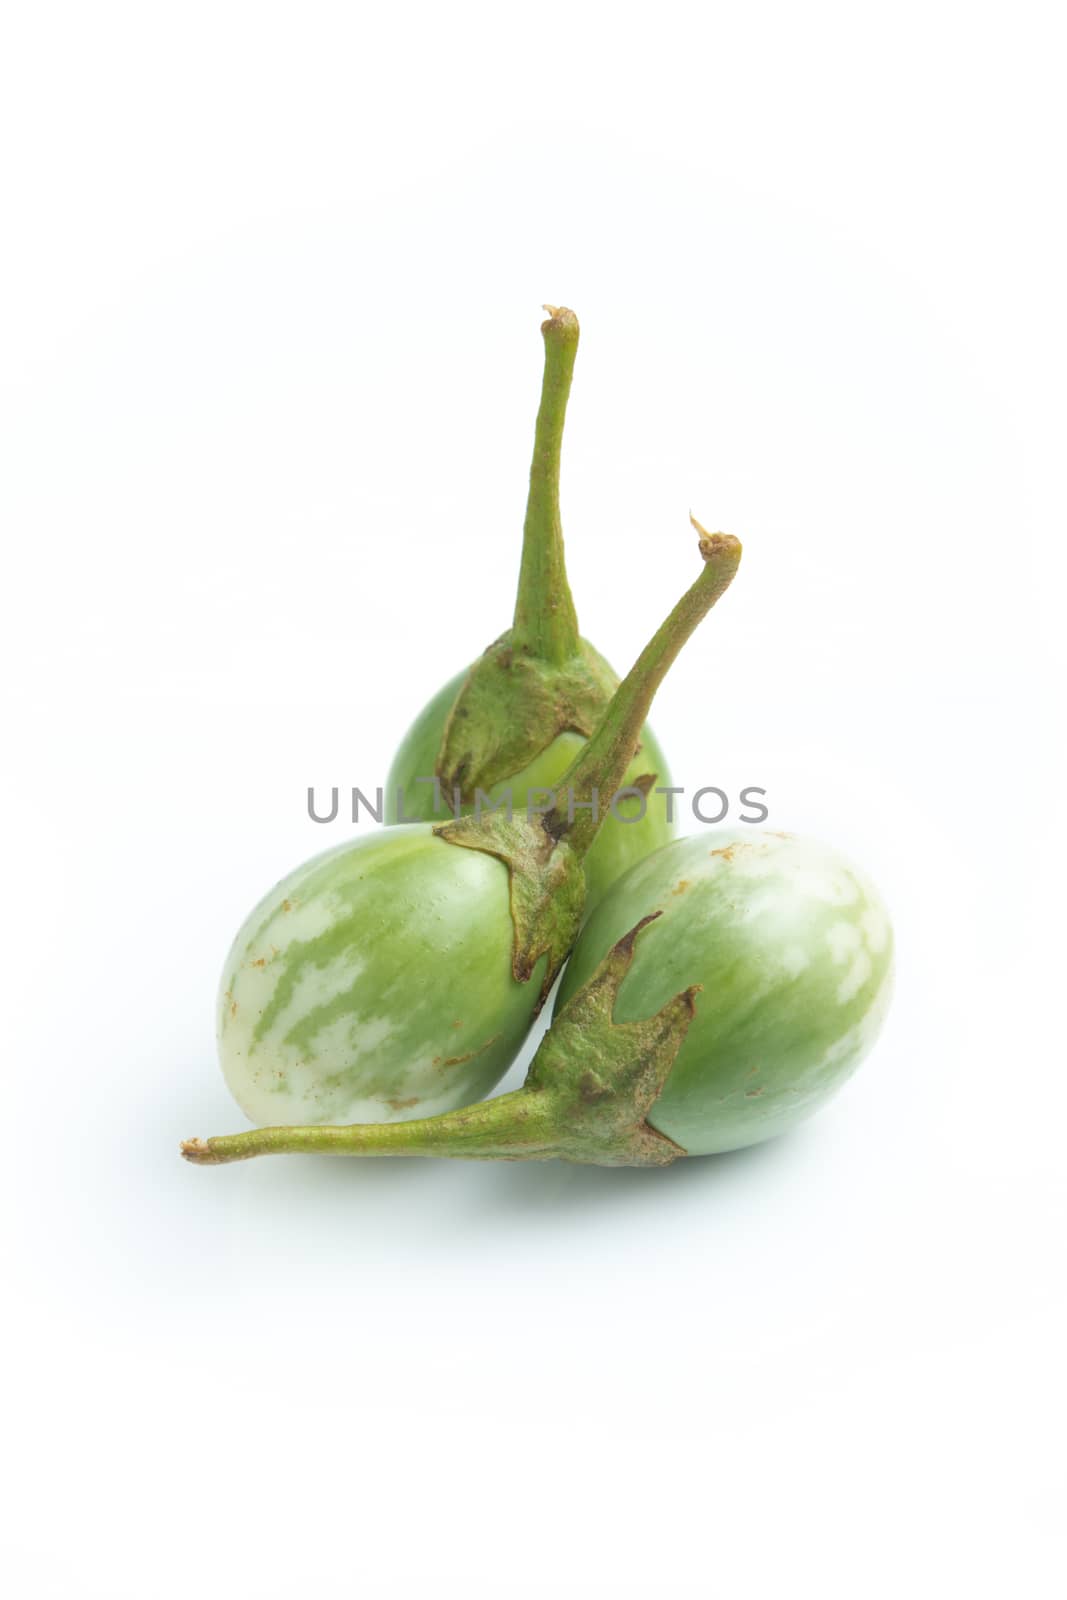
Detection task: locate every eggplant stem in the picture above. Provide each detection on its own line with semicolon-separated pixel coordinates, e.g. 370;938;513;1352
546;520;741;856
510;305;581;665
181;1088;559;1166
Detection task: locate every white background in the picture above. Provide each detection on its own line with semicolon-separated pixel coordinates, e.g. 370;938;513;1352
2;4;1064;1596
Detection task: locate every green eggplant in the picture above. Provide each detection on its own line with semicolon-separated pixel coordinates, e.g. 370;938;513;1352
385;306;673;910
555;830;895;1156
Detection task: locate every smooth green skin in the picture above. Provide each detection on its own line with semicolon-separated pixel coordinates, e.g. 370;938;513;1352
556;830;894;1155
384;662;674;912
218;825;546;1128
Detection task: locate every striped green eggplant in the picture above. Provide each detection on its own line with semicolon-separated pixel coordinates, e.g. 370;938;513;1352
555;829;895;1156
216;826;547;1128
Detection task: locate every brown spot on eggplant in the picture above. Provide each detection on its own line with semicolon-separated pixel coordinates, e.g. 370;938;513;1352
434;1033;503;1072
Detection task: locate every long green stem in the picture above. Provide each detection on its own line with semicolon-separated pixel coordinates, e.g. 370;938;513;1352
510;305;581;664
548;519;742;857
182;1087;558;1165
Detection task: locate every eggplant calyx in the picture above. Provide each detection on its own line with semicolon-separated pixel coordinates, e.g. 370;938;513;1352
434;808;586;1003
520;913;695;1167
435;637;617;800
